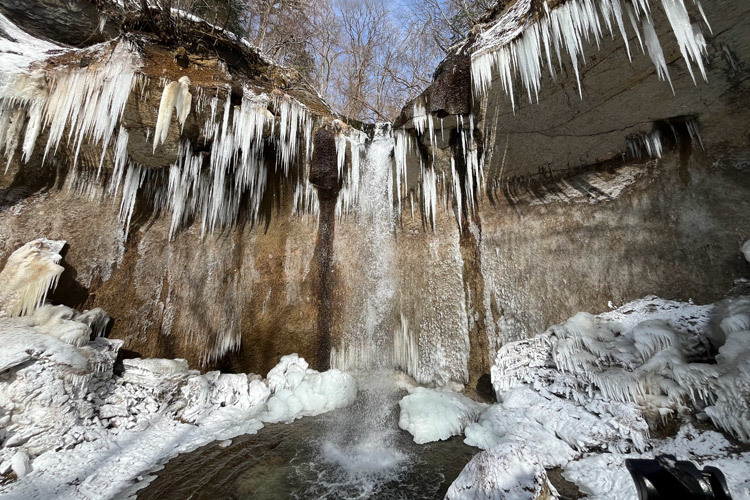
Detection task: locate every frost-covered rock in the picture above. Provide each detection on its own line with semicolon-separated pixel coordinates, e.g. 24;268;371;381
488;295;750;443
491;297;718;424
0;318;120;458
445;442;554;500
398;387;486;444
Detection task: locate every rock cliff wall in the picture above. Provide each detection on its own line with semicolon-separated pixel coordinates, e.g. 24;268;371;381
0;0;748;394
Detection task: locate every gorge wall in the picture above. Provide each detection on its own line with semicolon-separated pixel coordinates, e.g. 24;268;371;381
0;0;748;396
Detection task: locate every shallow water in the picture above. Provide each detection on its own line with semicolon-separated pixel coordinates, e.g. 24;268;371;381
137;378;478;500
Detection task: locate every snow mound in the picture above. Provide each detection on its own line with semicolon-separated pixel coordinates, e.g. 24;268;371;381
0;239;65;318
445;441;554;500
398;387;486;444
742;240;750;263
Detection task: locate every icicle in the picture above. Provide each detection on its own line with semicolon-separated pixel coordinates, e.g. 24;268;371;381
660;0;708;84
394;129;410;218
421;165;437;229
119;163;143;235
154;76;192;151
643;18;674;93
685;118;704;150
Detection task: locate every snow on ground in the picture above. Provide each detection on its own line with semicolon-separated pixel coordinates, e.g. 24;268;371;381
0;316;355;499
437;294;750;499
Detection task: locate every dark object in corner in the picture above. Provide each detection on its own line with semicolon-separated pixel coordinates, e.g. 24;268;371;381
626;455;732;500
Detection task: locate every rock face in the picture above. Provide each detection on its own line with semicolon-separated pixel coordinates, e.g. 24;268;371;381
391;0;750;387
0;0;748;393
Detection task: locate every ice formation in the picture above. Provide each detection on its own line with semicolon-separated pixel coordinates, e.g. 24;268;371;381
153;76;192;151
471;0;711;105
133;89;313;238
333;121;367;219
398;387;486;444
443;295;750;499
445;441;555;500
393;113;484;230
489;295;750;441
0;14;318;239
0;317;355;496
0;239;357;496
0;239;65;318
263;354;357;423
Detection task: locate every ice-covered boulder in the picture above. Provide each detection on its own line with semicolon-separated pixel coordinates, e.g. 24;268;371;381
445;442;555;500
398;387;486;444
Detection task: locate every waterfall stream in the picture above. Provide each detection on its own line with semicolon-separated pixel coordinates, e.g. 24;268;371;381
136;124;479;499
331;123;399;372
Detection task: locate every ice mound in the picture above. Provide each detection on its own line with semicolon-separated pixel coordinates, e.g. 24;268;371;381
398;387;486;444
445;441;554;500
0;239;65;318
263;354;357;423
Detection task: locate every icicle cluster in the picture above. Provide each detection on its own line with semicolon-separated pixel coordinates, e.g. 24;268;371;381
135;89;314;239
0;13;318;238
393;112;483;230
333;122;367;220
625;117;703;160
0;41;139;174
471;0;711;106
